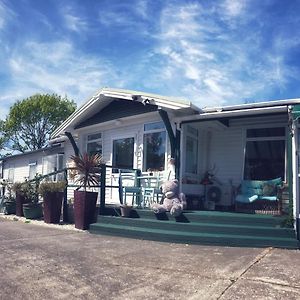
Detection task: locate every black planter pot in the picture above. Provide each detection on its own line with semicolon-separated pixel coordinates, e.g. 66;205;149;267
43;192;64;224
4;201;16;214
74;191;97;230
23;203;43;219
16;193;30;217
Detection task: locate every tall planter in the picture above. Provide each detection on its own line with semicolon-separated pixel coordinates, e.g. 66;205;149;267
74;190;97;230
16;192;30;217
43;192;64;224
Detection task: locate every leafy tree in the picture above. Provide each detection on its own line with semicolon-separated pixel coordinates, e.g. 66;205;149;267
0;120;8;156
1;94;76;153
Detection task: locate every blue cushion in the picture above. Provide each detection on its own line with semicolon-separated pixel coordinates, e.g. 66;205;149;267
259;196;278;201
267;177;282;186
241;180;264;196
236;194;259;203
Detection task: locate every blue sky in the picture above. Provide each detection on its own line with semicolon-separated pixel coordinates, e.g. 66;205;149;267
0;0;300;119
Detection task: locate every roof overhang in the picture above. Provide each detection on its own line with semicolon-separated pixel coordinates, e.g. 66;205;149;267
51;87;201;139
176;105;289;124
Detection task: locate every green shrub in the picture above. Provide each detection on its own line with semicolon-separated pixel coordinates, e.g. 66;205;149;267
38;181;66;198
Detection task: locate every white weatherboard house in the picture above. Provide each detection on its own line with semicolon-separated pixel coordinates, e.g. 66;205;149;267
0;145;64;184
2;87;300;246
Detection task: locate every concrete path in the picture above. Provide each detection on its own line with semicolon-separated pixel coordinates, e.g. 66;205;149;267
0;217;300;300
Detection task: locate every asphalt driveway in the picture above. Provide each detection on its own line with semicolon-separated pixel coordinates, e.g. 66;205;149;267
1;217;300;300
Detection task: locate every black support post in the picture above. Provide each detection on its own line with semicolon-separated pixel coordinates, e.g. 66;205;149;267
100;164;106;215
158;109;176;158
63;169;68;222
65;131;80;156
175;129;181;180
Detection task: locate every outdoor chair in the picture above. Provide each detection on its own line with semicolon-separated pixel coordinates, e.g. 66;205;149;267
138;174;163;208
235;177;284;215
119;172;142;207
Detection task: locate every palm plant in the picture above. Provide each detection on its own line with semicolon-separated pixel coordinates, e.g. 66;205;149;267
69;152;104;230
70;153;103;191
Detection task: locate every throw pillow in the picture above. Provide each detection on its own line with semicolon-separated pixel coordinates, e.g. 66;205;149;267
262;183;276;196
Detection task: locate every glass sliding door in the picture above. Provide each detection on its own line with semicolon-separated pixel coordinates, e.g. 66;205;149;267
143;122;166;172
112;137;134;171
243;127;285;180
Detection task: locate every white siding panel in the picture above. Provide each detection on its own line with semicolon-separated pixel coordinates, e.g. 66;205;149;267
3;152;45;183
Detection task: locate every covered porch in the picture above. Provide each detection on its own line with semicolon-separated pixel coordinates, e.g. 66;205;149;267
177;104;294;217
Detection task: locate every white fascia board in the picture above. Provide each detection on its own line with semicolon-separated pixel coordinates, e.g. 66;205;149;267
51;87;200;139
101;88;200;111
175;105;288;123
48;135;68;144
51;89;105;138
203;98;300;113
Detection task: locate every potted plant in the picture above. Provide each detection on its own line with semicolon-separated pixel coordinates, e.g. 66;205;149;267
22;179;43;219
12;182;30;217
120;203;132;217
70;152;103;230
67;198;75;223
2;181;16;215
39;181;66;224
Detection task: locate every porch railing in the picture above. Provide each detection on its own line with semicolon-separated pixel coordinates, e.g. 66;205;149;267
1;164;142;222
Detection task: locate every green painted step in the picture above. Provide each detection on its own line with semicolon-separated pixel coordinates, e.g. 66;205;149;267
96;215;295;238
103;208;286;227
89;223;299;249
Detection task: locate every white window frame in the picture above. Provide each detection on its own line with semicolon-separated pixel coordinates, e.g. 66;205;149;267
42;153;64;181
86;132;102;156
28;160;37;180
111;135;136;172
8;164;14;183
242;126;286;181
184;125;199;175
142;121;167;172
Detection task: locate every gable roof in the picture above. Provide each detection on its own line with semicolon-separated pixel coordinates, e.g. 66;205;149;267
51;87;201;138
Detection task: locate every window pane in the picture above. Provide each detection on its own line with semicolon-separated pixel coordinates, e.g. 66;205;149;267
113;137;134;170
244;140;285;180
8;167;14;182
187;125;198;136
247;127;285;138
144;122;165;131
185;136;198;174
87;133;102;141
29;164;37;180
87;141;102;156
143;131;166;171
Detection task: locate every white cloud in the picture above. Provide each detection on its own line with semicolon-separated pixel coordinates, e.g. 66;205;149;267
134;0;149;19
97;1;151;36
0;40;122;119
0;1;16;30
62;6;89;33
221;0;246;18
146;1;300;108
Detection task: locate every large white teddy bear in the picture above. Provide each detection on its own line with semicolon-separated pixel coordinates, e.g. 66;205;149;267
152;179;186;217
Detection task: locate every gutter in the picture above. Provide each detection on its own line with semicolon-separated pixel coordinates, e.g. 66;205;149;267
48;135;68;145
203;99;300;113
175;105;288;124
